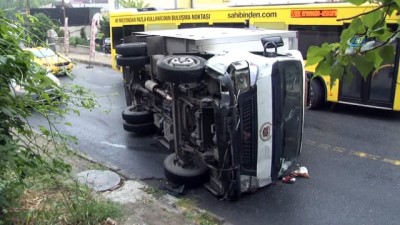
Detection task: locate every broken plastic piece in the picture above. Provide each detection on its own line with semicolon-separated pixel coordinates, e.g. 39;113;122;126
291;166;310;178
282;176;296;184
282;166;310;184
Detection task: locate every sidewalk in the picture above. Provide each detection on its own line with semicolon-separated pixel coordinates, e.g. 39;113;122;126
68;52;112;68
66;52;228;225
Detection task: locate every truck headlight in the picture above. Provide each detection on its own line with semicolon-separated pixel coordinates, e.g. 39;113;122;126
229;61;251;94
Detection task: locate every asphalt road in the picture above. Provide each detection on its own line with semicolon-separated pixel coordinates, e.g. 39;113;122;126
30;63;400;225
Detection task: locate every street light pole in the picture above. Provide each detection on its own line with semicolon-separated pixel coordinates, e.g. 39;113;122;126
26;0;30;14
62;0;66;25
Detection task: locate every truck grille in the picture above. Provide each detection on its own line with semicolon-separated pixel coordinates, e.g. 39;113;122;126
238;88;258;176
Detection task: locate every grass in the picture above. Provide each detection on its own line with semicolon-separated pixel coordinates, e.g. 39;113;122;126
5;173;122;225
140;186;166;199
176;198;221;225
1;137;123;225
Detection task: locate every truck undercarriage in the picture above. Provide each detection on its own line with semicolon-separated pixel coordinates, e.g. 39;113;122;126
116;28;304;200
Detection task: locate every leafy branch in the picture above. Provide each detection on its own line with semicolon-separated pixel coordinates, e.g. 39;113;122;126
336;1;394;21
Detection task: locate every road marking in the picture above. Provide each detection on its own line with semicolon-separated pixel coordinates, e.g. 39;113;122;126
318;144;330;150
383;158;400;166
349;151;381;160
101;141;127;149
304;140;316;145
305;139;399;167
332;147;345;153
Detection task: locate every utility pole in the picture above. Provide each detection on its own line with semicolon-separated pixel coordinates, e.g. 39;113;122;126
62;0;66;25
26;0;30;14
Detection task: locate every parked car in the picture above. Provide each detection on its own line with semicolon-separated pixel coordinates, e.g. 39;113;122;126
24;47;73;75
103;38;111;54
10;70;61;102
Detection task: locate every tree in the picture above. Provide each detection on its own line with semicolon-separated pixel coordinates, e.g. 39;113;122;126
0;0;54;10
118;0;150;9
0;9;96;222
306;0;399;84
29;12;56;45
100;15;110;38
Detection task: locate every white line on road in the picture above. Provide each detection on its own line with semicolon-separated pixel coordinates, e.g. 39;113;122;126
101;141;127;149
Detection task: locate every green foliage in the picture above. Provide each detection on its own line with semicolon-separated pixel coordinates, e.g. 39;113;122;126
29;13;57;45
0;0;54;10
306;0;399;83
80;27;86;39
118;0;150;8
100;15;110;39
70;36;90;46
177;198;220;225
0;9;113;224
6;176;122;224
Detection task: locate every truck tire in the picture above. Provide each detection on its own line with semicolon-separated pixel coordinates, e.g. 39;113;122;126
123;121;155;134
116;55;150;67
122;106;153;124
164;153;209;187
308;79;324;109
157;55;206;83
116;42;147;57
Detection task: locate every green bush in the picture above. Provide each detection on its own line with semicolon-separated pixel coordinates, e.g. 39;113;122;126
0;9;121;224
69;36;90;46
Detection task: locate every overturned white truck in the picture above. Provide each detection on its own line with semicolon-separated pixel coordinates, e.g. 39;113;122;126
116;28;304;200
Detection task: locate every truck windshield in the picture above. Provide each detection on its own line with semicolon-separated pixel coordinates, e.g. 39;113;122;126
272;60;304;177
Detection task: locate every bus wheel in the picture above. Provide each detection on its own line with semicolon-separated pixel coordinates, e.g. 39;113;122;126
122;105;153;124
123;121;156;134
309;79;324;109
116;55;150;67
156;55;206;83
116;42;147;57
164;153;209;188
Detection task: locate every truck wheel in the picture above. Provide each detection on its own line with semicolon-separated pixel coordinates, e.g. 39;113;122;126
122;106;153;124
116;55;150;67
123;121;155;134
164;153;209;187
308;79;324;109
157;55;206;83
116;42;147;57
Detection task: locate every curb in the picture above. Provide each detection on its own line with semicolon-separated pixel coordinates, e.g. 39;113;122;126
71;149;229;225
71;57;112;68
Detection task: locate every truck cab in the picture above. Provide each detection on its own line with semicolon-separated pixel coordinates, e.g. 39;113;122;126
116;27;304;200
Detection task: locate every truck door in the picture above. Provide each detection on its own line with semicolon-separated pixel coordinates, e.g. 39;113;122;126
271;60;304;180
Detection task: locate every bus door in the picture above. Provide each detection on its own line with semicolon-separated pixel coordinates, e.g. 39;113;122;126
339;41;399;109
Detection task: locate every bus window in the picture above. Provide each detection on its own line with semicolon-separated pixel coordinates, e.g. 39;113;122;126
213;22;248;28
369;64;395;102
253;22;286;30
111;27;123;49
123;25;144;37
340;40;398;107
148;23;177;30
179;23;210;29
122;25;145;43
289;25;342;59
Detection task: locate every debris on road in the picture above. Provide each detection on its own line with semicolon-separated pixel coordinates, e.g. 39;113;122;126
282;176;296;184
282;166;310;184
292;166;310;178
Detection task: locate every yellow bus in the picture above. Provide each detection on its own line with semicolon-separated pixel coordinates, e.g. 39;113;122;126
109;2;400;111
